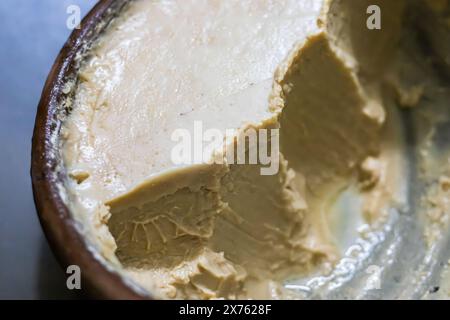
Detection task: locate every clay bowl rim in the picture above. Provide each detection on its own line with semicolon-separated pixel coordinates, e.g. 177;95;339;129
31;0;146;300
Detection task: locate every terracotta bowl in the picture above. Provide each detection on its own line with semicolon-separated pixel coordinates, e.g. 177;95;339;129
31;0;144;299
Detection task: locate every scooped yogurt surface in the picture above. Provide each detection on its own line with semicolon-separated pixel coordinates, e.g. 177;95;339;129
60;0;450;299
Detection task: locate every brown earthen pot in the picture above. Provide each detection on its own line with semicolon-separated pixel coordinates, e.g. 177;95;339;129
31;0;145;299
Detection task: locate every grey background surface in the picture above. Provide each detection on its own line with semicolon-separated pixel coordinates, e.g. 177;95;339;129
0;0;96;299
